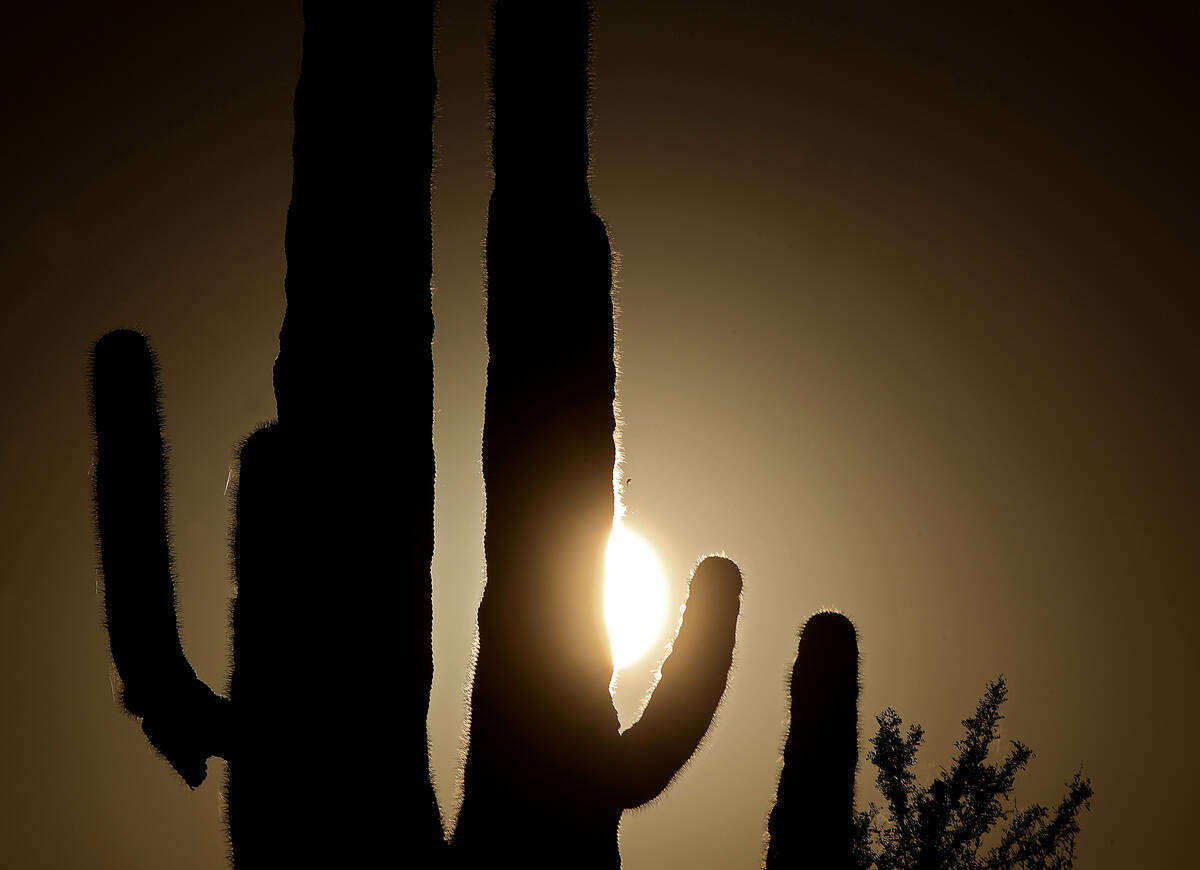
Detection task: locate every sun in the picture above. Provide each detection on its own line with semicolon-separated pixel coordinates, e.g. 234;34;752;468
604;522;669;671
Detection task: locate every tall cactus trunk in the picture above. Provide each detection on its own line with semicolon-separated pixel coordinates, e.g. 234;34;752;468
452;3;742;866
455;0;623;860
233;1;442;863
91;3;444;864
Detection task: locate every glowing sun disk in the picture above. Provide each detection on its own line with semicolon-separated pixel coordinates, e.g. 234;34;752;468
605;523;668;671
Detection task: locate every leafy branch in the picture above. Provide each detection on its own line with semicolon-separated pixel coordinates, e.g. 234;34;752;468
853;678;1093;870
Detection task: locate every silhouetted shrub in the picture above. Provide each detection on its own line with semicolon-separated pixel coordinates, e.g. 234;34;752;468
851;678;1093;870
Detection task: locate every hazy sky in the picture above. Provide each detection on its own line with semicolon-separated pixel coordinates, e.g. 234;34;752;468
1;1;1196;867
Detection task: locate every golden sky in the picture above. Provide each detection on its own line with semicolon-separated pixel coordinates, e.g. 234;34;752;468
0;1;1195;866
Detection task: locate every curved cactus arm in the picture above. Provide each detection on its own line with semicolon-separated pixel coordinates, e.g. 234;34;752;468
617;556;742;809
766;611;861;870
89;328;229;789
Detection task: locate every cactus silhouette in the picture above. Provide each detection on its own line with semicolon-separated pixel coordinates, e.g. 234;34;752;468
90;2;862;867
449;3;742;866
765;612;862;870
91;2;444;864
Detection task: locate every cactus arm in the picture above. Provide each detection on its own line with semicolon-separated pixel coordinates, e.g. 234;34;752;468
616;556;742;809
89;328;229;789
765;611;861;870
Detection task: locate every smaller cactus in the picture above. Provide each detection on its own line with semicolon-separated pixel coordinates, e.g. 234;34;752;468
766;611;862;870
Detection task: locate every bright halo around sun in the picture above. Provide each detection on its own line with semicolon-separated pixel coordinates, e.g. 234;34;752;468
605;523;669;671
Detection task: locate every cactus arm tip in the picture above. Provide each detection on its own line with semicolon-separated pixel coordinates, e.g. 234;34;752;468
765;610;861;869
616;555;742;809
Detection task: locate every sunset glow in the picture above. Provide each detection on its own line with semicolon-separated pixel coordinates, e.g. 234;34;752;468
604;523;668;670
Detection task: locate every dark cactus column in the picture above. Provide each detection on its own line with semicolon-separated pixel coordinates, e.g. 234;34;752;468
90;3;444;865
233;0;443;864
766;612;861;870
452;3;742;867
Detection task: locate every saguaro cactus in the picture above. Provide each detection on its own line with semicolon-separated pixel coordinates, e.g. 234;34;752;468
765;612;862;870
90;2;443;864
450;3;742;867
